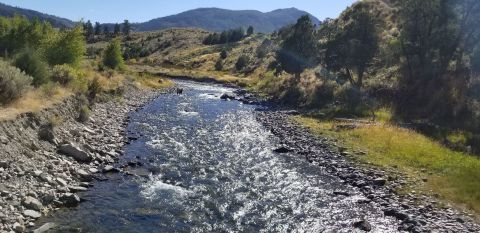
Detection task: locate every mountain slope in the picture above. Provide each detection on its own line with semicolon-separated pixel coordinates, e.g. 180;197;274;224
0;2;75;28
135;8;321;33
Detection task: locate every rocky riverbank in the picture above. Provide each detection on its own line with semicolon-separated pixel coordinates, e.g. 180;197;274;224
257;110;480;233
0;86;170;233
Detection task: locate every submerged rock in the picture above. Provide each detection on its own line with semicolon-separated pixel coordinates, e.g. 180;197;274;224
273;146;293;153
353;219;372;232
59;193;81;207
33;222;56;233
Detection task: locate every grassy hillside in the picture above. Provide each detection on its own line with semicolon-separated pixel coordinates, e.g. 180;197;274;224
0;2;75;28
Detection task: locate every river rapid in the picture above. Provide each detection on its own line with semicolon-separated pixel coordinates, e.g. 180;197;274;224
40;81;400;232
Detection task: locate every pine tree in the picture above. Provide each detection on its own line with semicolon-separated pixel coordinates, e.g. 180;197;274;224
247;26;254;36
122;20;131;36
94;22;101;35
113;23;120;36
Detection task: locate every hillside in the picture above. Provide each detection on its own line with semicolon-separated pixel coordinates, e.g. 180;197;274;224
134;8;321;33
0;2;75;28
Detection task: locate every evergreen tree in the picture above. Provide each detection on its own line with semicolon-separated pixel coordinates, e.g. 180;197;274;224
122;20;131;36
113;23;120;36
277;15;318;74
83;20;94;39
247;26;254;36
94;22;101;35
103;25;110;35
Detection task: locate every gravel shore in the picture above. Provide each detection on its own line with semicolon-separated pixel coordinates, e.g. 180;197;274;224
0;86;169;233
257;110;480;232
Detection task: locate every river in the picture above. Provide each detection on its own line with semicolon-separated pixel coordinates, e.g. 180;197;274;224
40;81;400;232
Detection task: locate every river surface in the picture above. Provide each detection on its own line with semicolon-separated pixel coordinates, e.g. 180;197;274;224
41;81;400;232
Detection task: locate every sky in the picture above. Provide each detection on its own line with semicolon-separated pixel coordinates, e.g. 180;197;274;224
0;0;357;23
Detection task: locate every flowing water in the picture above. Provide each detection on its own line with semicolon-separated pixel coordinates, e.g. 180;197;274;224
41;81;400;232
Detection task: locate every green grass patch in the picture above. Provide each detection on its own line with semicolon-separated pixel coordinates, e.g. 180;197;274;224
293;116;480;215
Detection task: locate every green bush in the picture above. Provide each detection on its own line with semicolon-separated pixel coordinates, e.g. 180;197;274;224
334;83;363;110
87;77;103;102
0;60;32;105
103;38;124;70
13;48;49;87
215;60;223;71
40;82;60;97
235;55;249;71
43;26;86;67
220;49;228;59
78;104;91;123
51;64;79;85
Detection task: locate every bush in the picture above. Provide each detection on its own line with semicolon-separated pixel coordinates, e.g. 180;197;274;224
215;60;223;71
220;50;228;59
334;83;363;110
235;55;249;71
13;48;49;87
103;38;124;70
51;64;79;85
87;77;103;102
0;60;32;105
40;82;60;97
78;105;91;123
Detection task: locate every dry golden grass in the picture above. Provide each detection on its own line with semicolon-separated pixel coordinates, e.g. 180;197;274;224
0;87;71;121
293;116;480;216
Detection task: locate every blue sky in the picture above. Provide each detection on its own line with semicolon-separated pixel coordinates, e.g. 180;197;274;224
0;0;357;23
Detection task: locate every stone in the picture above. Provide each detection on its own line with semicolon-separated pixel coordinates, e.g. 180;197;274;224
220;93;235;100
353;219;372;232
273;146;293;153
22;197;43;211
38;124;56;144
56;178;68;187
23;210;41;219
68;186;88;193
58;143;92;163
333;191;350;196
372;178;387;186
59;193;80;207
0;136;8;144
102;165;119;173
13;222;25;232
76;169;93;182
384;208;409;220
33;222;56;233
0;161;9;169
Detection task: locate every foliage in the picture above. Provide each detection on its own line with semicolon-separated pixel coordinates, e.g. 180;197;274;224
235;55;249;71
103;38;125;70
276;15;318;74
256;39;273;58
0;60;32;105
247;26;254;36
51;64;80;85
123;20;131;36
203;28;246;45
78;104;91;123
220;49;228;59
323;3;379;88
43;26;86;67
87;76;103;102
94;22;101;35
113;23;120;36
13;47;49;87
215;60;223;71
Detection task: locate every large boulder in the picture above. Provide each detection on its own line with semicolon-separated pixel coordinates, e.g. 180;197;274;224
38;124;56;144
58;143;92;163
59;193;81;207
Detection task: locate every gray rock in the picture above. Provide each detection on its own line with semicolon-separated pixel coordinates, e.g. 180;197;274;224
220;93;235;100
76;169;93;182
22;197;43;211
68;186;88;193
13;222;25;232
58;143;92;163
56;178;68;187
353;219;372;232
59;193;80;207
372;178;387;186
102;165;119;173
23;210;41;219
0;136;8;144
38;124;56;144
0;161;9;169
33;222;56;233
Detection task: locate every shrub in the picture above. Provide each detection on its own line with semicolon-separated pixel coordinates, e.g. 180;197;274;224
103;38;124;70
13;48;49;87
51;64;79;85
0;60;32;105
334;83;363;110
43;26;86;67
215;60;223;71
87;77;103;102
78;105;91;123
220;49;228;59
40;82;60;97
235;55;249;71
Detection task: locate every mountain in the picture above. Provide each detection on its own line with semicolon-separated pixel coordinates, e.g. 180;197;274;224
0;2;75;28
134;8;321;33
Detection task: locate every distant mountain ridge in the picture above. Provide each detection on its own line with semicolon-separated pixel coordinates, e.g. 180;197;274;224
134;8;321;33
0;2;75;28
0;2;320;33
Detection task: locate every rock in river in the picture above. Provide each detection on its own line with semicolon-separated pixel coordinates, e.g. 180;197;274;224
58;143;92;163
59;193;81;207
23;209;42;219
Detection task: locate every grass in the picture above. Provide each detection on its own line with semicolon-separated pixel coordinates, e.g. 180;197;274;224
293;115;480;215
131;72;174;90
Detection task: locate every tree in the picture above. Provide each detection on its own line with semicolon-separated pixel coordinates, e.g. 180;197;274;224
215;60;223;71
235;55;249;71
122;20;131;36
43;26;86;67
94;22;101;35
83;20;94;39
247;26;254;36
324;3;378;89
113;23;120;36
277;15;318;75
13;47;49;86
220;49;228;59
395;0;480;120
103;25;110;35
103;38;124;70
